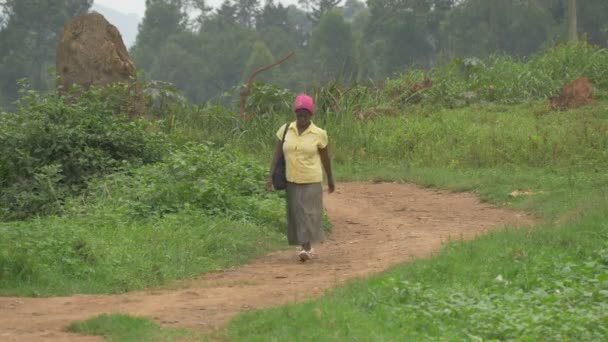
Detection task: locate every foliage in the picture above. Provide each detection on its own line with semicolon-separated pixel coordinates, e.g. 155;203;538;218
235;0;261;28
360;246;608;340
307;10;357;83
225;98;608;341
0;84;167;221
241;40;277;84
440;0;558;59
142;80;188;119
82;143;284;226
0;185;285;296
229;206;608;341
386;42;608;107
129;0;186;72
0;0;93;107
166;44;608;174
245;82;293;116
67;313;197;341
364;0;437;76
1;31;607;342
300;0;342;23
3;0;608;106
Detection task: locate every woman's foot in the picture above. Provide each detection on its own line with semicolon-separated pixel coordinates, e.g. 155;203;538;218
298;249;310;262
298;248;315;262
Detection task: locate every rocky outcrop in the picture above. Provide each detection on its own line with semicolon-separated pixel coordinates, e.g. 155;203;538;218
56;12;143;116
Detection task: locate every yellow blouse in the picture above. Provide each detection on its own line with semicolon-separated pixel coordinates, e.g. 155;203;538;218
276;122;328;184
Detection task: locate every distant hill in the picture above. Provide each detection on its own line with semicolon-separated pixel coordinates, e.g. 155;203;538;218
91;4;140;48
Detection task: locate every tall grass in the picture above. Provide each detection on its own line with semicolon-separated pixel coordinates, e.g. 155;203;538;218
160;42;608;171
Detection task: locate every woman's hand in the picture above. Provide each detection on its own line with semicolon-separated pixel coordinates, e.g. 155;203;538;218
266;177;274;191
328;180;335;194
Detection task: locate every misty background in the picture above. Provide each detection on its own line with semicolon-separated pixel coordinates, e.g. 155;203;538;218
1;0;607;108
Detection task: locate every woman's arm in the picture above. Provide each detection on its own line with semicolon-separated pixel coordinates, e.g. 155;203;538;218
266;140;283;191
319;146;335;193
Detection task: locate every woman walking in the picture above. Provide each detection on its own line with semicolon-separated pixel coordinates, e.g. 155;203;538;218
267;94;335;262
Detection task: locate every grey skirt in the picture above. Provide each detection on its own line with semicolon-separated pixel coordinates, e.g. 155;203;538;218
286;182;325;245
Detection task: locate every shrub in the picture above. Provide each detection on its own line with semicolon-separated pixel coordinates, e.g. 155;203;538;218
79;143;284;228
0;85;168;221
380;42;608;108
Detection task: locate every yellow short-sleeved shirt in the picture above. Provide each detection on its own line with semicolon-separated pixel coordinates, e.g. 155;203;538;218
276;121;328;184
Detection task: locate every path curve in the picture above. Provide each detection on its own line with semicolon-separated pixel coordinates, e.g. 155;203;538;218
0;182;533;341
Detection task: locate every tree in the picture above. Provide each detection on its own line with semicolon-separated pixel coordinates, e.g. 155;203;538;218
149;31;207;102
0;0;92;106
439;0;556;58
256;0;289;30
131;0;186;72
234;0;260;28
256;1;304;57
299;0;342;23
215;0;238;27
567;0;577;41
307;10;356;82
577;0;608;46
342;0;366;22
196;22;256;102
241;40;277;84
182;0;212;29
364;0;435;76
286;4;314;36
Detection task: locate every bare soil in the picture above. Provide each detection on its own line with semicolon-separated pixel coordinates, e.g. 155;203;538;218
0;182;533;341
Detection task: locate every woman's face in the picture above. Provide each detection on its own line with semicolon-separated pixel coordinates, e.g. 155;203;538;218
295;109;312;126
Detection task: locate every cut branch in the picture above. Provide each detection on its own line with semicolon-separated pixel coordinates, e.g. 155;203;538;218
240;51;295;120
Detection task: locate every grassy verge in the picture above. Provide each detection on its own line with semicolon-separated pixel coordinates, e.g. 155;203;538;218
227;165;608;341
0;142;291;296
66;314;198;341
0;210;285;297
225;99;608;340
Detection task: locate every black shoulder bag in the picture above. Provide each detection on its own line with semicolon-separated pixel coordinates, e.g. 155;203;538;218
272;123;289;190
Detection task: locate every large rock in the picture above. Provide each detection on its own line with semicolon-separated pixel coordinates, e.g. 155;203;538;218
56;12;143;116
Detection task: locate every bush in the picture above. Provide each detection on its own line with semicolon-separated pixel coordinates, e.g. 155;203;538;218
381;42;608;108
79;143;284;227
0;85;168;221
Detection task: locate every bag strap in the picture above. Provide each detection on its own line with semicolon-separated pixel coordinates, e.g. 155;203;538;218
281;122;289;144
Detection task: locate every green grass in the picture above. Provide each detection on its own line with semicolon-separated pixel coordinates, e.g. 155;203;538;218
227;165;608;341
0;142;291;296
3;45;608;339
66;314;197;341
224;99;608;340
0;210;285;296
337;164;608;221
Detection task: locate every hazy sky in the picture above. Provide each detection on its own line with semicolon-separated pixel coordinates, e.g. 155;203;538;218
95;0;301;17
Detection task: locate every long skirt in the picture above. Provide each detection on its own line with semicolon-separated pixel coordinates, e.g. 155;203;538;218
286;182;325;245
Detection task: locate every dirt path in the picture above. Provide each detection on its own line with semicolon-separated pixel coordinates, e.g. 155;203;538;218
0;182;532;341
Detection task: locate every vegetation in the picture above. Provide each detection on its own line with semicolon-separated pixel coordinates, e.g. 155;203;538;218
229;207;608;340
0;10;606;338
220;45;608;341
2;1;608;107
66;313;196;341
233;95;607;342
0;95;287;295
0;84;167;221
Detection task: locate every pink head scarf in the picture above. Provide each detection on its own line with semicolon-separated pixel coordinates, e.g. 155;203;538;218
293;93;316;114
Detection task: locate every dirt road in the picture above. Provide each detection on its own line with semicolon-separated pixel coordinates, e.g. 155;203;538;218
0;182;532;341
